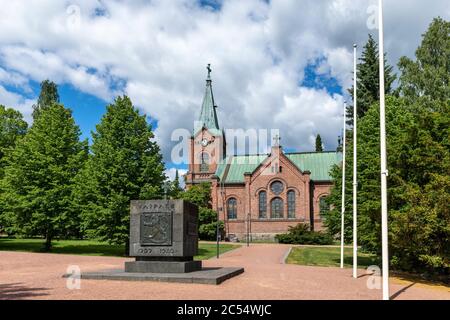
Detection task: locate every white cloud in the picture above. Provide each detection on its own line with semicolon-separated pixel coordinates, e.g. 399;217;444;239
0;46;115;101
0;67;29;87
0;0;447;168
320;47;354;90
0;85;34;122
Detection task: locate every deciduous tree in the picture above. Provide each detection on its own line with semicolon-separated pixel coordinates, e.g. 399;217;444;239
75;96;165;254
1;103;87;250
0;105;28;176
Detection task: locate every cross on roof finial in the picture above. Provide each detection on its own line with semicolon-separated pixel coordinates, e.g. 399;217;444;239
273;134;281;147
207;64;212;80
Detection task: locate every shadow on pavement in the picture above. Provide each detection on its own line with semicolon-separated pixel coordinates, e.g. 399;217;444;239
390;282;416;300
0;282;49;300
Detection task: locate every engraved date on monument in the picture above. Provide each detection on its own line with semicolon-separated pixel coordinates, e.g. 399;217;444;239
140;212;172;246
159;248;175;254
137;248;175;254
138;248;153;254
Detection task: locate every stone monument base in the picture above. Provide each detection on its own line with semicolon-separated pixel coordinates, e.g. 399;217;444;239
65;200;245;285
125;257;202;273
65;267;244;285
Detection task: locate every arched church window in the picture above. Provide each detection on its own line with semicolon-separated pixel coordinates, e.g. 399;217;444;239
287;190;296;219
200;152;209;173
258;191;267;219
271;197;284;219
227;198;237;220
319;196;330;219
270;181;284;195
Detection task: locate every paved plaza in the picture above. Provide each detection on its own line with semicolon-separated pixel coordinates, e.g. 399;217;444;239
0;244;448;300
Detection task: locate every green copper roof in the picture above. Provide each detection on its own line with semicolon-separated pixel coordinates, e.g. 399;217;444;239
194;64;221;136
215;159;228;181
217;155;269;183
215;151;342;184
286;152;342;181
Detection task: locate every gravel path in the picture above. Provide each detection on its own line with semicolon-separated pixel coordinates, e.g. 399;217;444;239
0;245;448;300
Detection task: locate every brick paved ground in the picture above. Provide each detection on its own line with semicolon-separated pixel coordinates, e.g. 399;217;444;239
0;244;448;300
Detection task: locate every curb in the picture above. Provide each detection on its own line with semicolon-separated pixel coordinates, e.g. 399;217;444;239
281;247;292;264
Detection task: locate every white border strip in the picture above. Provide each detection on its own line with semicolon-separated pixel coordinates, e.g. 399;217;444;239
281;247;292;264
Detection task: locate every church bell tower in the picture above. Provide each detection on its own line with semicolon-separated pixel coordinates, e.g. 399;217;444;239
185;64;226;187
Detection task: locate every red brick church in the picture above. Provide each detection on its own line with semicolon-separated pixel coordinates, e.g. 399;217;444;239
185;66;342;241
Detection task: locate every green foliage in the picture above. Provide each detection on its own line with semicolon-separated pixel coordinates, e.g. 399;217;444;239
32;80;60;119
391;19;449;274
74;96;165;249
276;224;333;245
346;34;396;124
325;17;450;275
286;247;379;268
399;17;450;102
0;105;28;177
327;96;449;266
323;161;354;244
169;169;184;199
181;182;212;208
198;207;224;241
315;134;323;152
0;103;87;250
180;183;223;240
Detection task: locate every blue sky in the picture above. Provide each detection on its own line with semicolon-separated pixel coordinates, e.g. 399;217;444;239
61;85;107;143
0;0;448;179
302;59;343;96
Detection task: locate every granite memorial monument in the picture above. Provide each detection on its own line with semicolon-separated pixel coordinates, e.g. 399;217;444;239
65;199;244;285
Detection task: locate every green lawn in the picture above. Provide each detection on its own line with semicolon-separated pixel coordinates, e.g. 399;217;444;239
0;238;237;260
286;246;380;269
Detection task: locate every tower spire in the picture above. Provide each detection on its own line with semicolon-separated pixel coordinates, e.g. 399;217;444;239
195;64;220;135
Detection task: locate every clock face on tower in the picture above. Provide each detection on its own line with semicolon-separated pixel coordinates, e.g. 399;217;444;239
201;138;209;147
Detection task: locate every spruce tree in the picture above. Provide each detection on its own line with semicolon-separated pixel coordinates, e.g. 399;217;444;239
315;134;323;152
336;135;343;152
32;80;60;119
75;96;165;253
346;34;396;125
1;104;87;250
171;169;184;198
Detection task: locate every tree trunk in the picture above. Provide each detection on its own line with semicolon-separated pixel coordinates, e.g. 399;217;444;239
44;232;52;252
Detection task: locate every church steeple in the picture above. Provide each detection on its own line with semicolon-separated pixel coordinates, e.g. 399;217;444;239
186;64;225;187
195;64;220;135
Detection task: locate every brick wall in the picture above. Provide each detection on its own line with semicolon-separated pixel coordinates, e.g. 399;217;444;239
185;129;225;186
211;147;334;237
197;143;334;237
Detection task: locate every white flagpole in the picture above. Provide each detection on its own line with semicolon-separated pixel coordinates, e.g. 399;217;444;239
378;0;390;300
340;102;347;269
352;44;358;279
